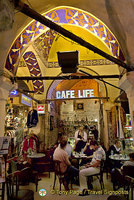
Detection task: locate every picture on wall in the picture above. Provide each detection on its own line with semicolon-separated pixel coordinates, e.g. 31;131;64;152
77;103;84;110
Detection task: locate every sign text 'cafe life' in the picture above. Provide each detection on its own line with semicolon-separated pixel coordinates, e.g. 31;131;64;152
56;89;95;99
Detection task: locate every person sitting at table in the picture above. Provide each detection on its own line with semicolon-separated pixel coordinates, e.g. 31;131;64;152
91;125;99;141
111;152;134;190
107;139;122;171
79;141;106;195
108;139;122;155
79;137;95;166
83;137;95;156
65;141;73;157
53;136;79;190
74;126;87;153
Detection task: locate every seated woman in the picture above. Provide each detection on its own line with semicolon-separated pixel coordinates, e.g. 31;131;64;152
111;152;134;190
80;138;95;166
107;139;122;171
83;137;94;156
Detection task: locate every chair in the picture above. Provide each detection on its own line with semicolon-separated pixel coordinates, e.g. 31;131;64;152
6;169;34;200
111;166;134;199
107;195;127;200
0;183;5;200
124;175;134;200
32;151;54;178
18;167;39;192
87;159;105;191
53;160;72;190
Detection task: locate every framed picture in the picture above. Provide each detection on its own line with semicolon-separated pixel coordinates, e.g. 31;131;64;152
77;103;84;110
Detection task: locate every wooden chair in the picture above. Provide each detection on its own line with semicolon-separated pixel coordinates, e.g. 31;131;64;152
6;169;34;200
53;160;72;190
87;160;105;191
32;151;54;178
124;175;134;200
107;195;127;200
19;167;39;192
0;183;5;200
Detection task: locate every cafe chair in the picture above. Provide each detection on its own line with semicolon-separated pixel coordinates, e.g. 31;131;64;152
18;167;39;192
107;195;127;200
32;150;54;178
87;159;105;191
124;175;134;200
0;183;5;200
6;169;34;200
53;160;72;190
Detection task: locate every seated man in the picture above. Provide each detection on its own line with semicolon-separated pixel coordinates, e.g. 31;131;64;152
65;141;73;157
79;141;106;195
53;136;79;190
111;152;134;190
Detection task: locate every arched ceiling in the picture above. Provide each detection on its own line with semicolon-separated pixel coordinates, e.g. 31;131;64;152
4;5;123;100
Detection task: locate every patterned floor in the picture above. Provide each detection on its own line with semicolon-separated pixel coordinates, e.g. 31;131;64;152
5;172;129;200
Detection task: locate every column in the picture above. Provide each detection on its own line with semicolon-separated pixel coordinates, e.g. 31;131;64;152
103;101;115;149
0;76;17;136
45;104;49;149
119;71;134;139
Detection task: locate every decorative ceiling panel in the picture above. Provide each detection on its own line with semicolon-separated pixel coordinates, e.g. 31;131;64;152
23;51;44;94
33;29;57;67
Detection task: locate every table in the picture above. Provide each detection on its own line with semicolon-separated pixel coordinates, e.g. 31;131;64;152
27;153;45;159
72;152;88;168
109;154;129;161
72;152;87;159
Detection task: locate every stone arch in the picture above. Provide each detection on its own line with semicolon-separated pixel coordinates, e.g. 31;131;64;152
46;67;108;100
5;6;124;94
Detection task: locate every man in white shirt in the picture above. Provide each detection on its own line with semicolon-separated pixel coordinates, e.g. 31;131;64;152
79;141;105;195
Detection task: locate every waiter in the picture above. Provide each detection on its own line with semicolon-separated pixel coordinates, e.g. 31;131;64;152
92;125;98;141
74;126;87;153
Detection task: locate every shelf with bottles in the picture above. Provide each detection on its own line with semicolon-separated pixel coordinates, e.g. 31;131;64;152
124;137;133;149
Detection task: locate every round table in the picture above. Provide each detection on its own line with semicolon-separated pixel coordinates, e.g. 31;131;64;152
27;153;45;158
72;152;88;168
109;154;129;161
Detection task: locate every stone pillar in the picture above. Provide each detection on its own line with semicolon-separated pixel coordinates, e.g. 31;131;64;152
0;76;17;136
119;71;134;139
44;104;49;149
103;101;115;149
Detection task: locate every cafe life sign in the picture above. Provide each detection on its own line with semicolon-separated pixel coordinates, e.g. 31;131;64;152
56;89;94;99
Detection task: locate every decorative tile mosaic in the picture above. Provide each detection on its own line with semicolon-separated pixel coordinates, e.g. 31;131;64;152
47;59;114;68
5;6;124;94
33;30;57;67
23;51;44;94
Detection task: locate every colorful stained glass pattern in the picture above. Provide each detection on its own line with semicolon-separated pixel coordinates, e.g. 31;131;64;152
5;6;124;94
23;51;44;94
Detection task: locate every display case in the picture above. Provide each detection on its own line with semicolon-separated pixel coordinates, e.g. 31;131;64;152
123;114;133;150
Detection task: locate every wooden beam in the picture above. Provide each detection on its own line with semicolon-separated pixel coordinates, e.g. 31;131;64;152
11;74;120;82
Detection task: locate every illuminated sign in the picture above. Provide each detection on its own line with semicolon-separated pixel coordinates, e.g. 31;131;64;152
56;89;94;99
21;94;32;107
10;90;19;96
38;105;45;114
